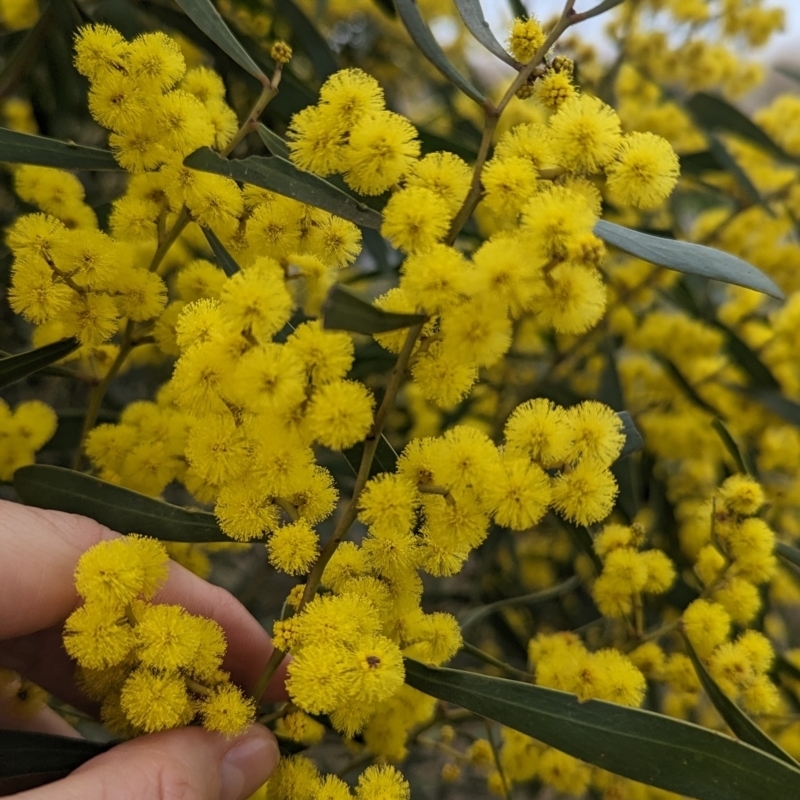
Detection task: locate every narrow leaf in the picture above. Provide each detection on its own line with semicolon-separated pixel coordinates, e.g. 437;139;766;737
394;0;486;105
453;0;519;67
256;123;290;159
655;355;718;416
274;0;337;80
173;0;267;81
685;93;794;164
0;128;120;171
0;338;80;389
680;150;723;175
460;575;581;633
185;148;383;229
745;388;800;427
322;284;426;335
13;465;230;543
715;323;780;390
616;411;643;458
0;730;111;795
572;0;626;23
682;632;799;767
776;541;800;570
776;65;800;85
202;226;240;277
404;661;800;800
707;134;763;208
595;220;784;299
711;418;755;476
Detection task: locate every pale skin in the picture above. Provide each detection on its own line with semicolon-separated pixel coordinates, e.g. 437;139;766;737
0;499;288;800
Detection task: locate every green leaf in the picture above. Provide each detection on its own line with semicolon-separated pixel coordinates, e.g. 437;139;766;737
711;418;755;476
173;0;267;81
274;0;337;80
776;541;800;570
679;150;723;175
256;123;290;159
0;128;121;171
184;148;383;230
775;65;800;85
682;632;799;767
322;284;426;335
595;220;784;299
453;0;519;67
404;660;800;800
0;730;111;795
0;338;80;389
202;226;240;277
506;0;527;16
685;92;795;164
617;411;643;458
394;0;486;105
460;575;581;633
13;465;230;542
707;134;763;208
745;388;800;427
715;323;780;390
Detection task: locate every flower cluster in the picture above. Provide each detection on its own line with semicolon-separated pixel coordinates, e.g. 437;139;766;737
0;398;56;481
64;537;255;736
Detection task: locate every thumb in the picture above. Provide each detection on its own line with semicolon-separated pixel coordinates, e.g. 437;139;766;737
14;724;279;800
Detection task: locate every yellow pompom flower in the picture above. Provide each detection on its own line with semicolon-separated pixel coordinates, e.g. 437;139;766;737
682;599;731;658
548;95;622;174
593;523;636;557
713;577;761;624
74;538;146;607
287;644;350;714
359;474;419;536
405;151;471;215
8;261;72;324
538;748;590;796
563;401;625;466
215;482;280;542
200;684;256;736
127;31;186;92
286;321;354;385
522;185;598;260
440;295;513;368
403;611;463;665
551;460;618;526
507;16;546;62
266;520;320;575
219;257;293;340
344;111;420;195
601;548;649;593
307;379;374;450
355;765;410;800
342;635;405;704
319;68;384;125
534;70;576;112
134;604;202;671
380;186;451;253
534;262;607;335
483;156;539;217
493;456;552;530
716;474;765;517
504;398;571;467
73;24;128;81
401;244;472;314
287;104;347;176
185;414;249;486
120;668;192;733
605;132;680;210
63;604;135;669
154;89;215;158
640;549;676;594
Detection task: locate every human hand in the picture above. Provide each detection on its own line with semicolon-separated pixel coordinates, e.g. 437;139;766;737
0;499;286;799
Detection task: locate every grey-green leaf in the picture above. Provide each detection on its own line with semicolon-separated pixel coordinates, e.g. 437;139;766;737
184;148;383;230
256;124;290;159
0;731;111;796
0;128;121;171
682;632;799;767
595;220;784;299
202;226;240;277
453;0;519;67
616;411;643;458
707;134;763;207
0;338;80;389
776;541;800;570
685;92;794;164
173;0;267;81
323;284;426;335
13;465;230;543
394;0;486;105
404;660;800;800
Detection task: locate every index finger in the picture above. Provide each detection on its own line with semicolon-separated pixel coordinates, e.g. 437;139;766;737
0;500;287;701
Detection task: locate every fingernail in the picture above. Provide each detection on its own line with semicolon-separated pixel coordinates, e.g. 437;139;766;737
220;727;279;800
